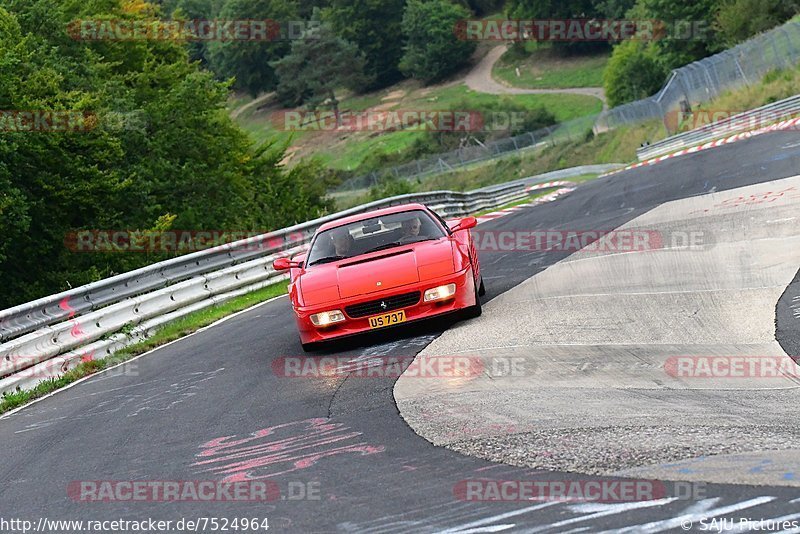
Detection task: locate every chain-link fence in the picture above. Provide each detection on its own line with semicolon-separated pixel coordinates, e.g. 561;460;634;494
332;114;597;193
333;20;800;193
596;21;800;131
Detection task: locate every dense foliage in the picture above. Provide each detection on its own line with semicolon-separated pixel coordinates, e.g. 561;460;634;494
272;22;370;110
3;0;798;308
399;0;476;83
157;0;797;104
0;0;333;308
603;40;665;107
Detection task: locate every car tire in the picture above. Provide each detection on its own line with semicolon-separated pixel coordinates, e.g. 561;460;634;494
464;272;482;319
478;276;486;296
301;340;317;353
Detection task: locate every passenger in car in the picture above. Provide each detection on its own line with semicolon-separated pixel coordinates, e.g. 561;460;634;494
331;228;355;256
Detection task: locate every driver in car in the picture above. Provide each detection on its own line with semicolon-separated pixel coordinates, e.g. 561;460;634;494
399;217;422;241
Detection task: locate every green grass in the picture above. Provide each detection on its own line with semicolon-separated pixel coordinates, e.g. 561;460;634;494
402;84;603;122
331;119;665;211
228;92;254;112
472;191;553;217
473;196;534;217
313;61;800;173
493;46;610;89
469;173;600;217
676;63;800;131
364;59;800;202
235;81;603;172
0;282;287;415
313;130;425;171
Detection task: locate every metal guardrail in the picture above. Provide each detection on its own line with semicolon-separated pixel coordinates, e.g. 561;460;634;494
636;94;800;160
0;192;450;344
0;164;620;344
0;174;589;394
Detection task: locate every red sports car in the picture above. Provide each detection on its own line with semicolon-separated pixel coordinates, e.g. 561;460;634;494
273;203;484;351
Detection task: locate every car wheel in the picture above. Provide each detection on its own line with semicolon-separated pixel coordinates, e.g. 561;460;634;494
478;276;486;296
301;340;317;353
464;273;482;319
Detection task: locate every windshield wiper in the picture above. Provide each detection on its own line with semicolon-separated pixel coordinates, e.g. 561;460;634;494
362;242;403;255
308;255;346;266
362;237;433;255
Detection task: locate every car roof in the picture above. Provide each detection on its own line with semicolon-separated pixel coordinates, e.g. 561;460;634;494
317;203;431;232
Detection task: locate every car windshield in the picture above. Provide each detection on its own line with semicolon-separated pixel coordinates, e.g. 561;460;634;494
306;210;446;266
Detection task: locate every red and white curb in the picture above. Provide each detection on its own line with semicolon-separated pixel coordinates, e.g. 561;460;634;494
475;182;577;224
601;116;800;177
526;180;575;192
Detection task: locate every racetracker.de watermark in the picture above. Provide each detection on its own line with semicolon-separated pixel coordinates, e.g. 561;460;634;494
454;19;707;41
272;355;531;378
454;479;667;502
471;229;712;253
272;110;530;132
3;356;138;380
0;110;147;133
67;480;281;502
67;19;320;41
664;355;800;379
0;111;95;132
64;230;308;253
454;479;707;502
664;109;800;133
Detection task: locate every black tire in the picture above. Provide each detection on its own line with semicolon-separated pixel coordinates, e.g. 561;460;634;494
478;276;486;296
301;340;317;353
464;272;482;319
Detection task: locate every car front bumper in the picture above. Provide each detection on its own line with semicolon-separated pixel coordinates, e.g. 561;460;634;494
294;266;477;345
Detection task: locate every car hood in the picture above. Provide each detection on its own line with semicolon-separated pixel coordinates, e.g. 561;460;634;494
299;239;455;306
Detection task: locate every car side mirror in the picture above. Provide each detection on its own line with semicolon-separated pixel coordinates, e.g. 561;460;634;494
453;216;477;231
273;257;299;270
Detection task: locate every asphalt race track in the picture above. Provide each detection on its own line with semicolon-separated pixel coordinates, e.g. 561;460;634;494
398;174;800;486
2;130;800;532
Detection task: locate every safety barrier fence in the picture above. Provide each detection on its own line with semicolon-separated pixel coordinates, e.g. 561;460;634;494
0;165;621;395
635;94;800;160
333;21;800;192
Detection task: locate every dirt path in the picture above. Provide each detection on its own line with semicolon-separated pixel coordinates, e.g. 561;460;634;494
464;45;608;110
230;92;275;120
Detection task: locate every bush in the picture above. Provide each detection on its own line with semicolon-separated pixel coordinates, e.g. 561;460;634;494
0;0;335;308
714;0;800;47
368;176;415;201
604;40;667;107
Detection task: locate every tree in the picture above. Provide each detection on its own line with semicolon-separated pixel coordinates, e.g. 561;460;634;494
604;39;666;106
0;0;334;308
714;0;799;48
399;0;476;83
594;0;637;19
271;23;370;114
506;0;598;19
460;0;504;17
635;0;721;69
165;0;220;65
206;0;298;96
323;0;406;90
506;0;608;53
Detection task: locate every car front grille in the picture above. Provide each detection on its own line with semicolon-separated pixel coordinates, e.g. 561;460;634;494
345;291;421;318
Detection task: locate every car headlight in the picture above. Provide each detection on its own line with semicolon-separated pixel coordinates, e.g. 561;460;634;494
310;310;346;326
424;283;457;302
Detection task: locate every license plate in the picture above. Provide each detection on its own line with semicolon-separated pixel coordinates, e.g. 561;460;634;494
368;310;406;329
